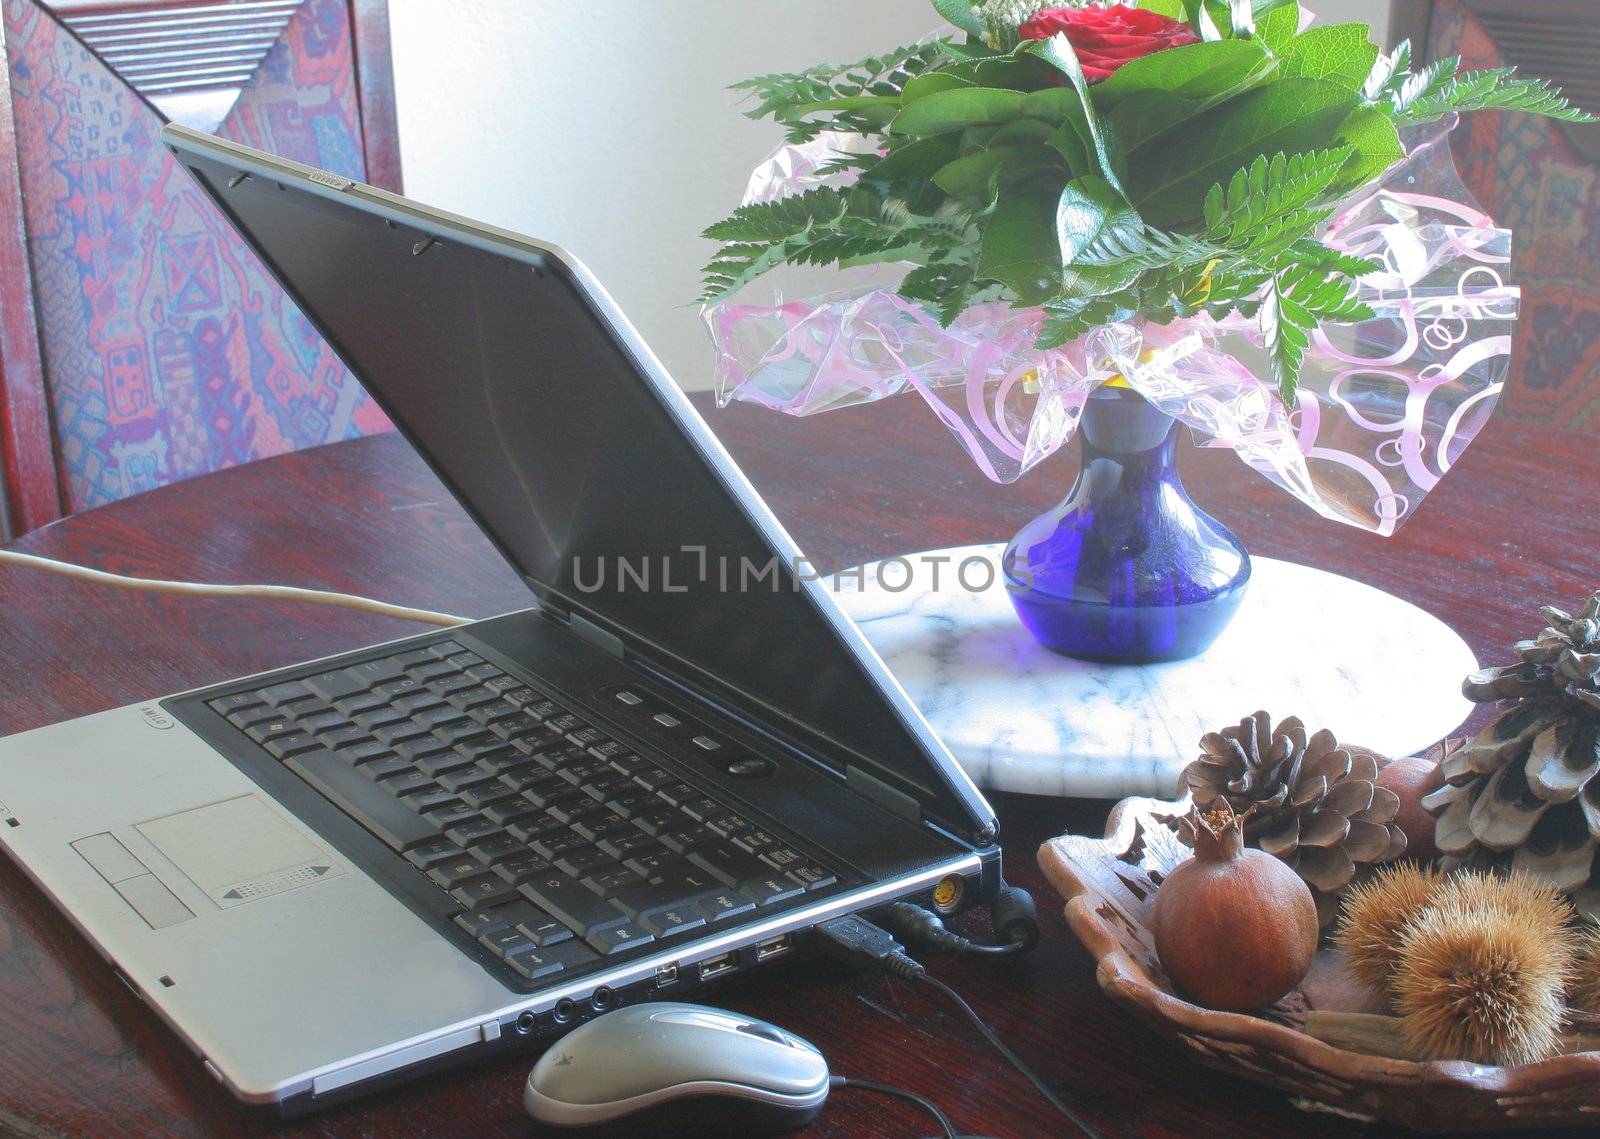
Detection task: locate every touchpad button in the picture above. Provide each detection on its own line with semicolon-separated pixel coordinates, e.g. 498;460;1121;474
138;795;344;908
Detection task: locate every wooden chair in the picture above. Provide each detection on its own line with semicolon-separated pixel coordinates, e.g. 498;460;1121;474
0;0;399;538
1391;0;1600;428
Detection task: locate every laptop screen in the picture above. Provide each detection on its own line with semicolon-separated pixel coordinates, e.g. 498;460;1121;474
172;136;989;838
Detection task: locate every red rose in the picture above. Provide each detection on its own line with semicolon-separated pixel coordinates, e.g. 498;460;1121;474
1019;4;1201;82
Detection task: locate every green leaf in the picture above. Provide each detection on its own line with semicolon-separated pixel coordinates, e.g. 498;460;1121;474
1057;175;1142;267
932;146;1064;198
862;137;964;183
1023;34;1130;200
1256;4;1301;51
1038;294;1139;349
1392;67;1597;126
1020;87;1082;122
1199;148;1351;251
890;87;1027;135
900;72;973;104
1092;40;1276;111
977;186;1062;304
793;94;903;114
900;260;979;325
1136;0;1186;18
1330;106;1404;192
1049;119;1091;175
1276;24;1379;90
1127;78;1358;225
991;117;1059;147
932;0;985;38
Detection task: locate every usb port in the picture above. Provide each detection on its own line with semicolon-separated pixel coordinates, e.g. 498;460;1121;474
655;963;679;988
699;952;737;981
755;935;792;962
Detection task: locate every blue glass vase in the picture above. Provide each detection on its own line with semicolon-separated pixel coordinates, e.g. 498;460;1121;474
1002;386;1250;663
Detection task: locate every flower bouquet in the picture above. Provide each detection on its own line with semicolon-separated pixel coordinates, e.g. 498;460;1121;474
699;1;1591;664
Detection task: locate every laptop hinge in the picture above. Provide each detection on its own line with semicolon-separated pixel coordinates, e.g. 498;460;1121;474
845;764;921;824
567;610;626;659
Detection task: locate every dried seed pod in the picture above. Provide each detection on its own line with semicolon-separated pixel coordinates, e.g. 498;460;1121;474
1392;894;1574;1066
1335;863;1445;992
1570;923;1600;1014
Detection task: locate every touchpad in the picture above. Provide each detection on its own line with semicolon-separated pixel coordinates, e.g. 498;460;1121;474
138;795;344;908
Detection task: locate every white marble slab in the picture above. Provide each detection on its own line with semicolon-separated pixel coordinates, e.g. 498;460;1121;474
830;544;1477;800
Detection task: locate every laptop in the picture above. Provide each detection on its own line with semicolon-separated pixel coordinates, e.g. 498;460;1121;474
0;125;999;1112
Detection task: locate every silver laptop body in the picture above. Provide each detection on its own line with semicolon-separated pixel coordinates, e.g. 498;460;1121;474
0;126;999;1112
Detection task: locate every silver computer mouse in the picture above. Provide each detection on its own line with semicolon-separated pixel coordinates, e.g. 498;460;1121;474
523;1002;830;1135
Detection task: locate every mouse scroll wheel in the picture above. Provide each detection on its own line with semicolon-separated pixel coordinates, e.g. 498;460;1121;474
736;1023;789;1045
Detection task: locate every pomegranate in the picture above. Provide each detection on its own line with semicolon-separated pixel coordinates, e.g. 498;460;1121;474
1153;801;1318;1011
1375;755;1445;862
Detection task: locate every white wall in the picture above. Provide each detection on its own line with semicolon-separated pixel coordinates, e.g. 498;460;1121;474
389;1;1391;392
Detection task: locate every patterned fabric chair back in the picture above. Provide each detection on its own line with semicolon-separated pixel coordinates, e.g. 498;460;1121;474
1430;0;1600;428
0;0;391;534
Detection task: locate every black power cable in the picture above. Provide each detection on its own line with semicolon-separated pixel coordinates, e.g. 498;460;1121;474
817;914;1107;1139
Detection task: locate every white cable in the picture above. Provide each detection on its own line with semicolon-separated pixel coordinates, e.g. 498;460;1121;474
0;548;470;628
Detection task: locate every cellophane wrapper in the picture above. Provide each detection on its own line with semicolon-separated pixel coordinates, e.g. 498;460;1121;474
704;116;1517;536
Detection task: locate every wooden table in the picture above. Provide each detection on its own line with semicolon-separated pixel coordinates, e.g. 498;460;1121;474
0;392;1592;1139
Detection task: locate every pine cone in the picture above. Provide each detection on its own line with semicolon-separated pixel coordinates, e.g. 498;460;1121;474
1180;710;1407;926
1425;592;1600;914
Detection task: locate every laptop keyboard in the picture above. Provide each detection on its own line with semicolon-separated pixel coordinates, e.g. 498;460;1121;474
205;640;839;982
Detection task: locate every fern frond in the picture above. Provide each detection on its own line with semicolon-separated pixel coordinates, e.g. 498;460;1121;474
1037;294;1139;350
1392;66;1595;126
733;42;947;143
1200;150;1351;247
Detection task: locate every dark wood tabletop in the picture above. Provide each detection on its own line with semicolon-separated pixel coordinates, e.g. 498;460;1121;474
0;390;1593;1139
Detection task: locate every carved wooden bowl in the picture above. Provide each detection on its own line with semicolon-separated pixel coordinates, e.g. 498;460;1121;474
1038;796;1600;1133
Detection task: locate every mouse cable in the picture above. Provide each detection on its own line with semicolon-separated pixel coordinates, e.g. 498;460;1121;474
818;914;1107;1139
0;548;470;628
879;883;1042;959
828;1076;959;1139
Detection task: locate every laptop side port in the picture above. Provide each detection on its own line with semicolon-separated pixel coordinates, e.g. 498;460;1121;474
655;963;679;988
755;934;792;963
699;952;737;981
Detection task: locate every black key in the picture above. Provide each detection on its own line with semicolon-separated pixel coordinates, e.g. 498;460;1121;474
463;663;502;682
412;704;469;731
450;688;501;711
647;865;722;900
454;906;516;939
503;687;540;708
734;830;780;855
586;738;628;760
447;652;483;670
608;753;652;777
407;788;463;815
565;726;607;748
787;864;837;891
532;830;588;860
547;798;605;825
597;830;657;859
608;882;677;919
499;763;549;790
524;782;582;810
393;690;446;715
469;833;523;863
557;759;611;787
518;874;628;936
527;699;565;719
450;874;516;909
698;891;756;923
285;749;440;851
691;841;768;886
350;656;407;685
404;838;464;870
657;783;697;807
305;669;367;702
555;847;615;878
429;857;493;889
333;691;388;716
371;678;423;701
630;806;680;834
264;732;320;760
374;721;430;746
417;749;476;778
337;740;393;765
295;710;351;735
477;898;549;935
741;875;804;906
485;750;539;775
515;910;574;947
438;766;496;793
425;641;466;660
445;819;503;846
572;813;632;843
396;737;454;764
243;716;299;743
583;866;643;897
480;926;537;961
424;802;480;830
707;812;753;839
505;938;598;980
394;649;436;669
318;725;371;751
460;779;519;809
642;906;706;939
680;797;721;822
469;699;521;725
658;825;711;854
448;734;506;759
492;853;553;885
406;660;460;683
587;923;654;955
430;674;479;696
633;767;676;792
210;692;265;716
580;775;634;801
608;794;655;820
485;799;539;827
360;755;414;781
484;674;521;695
260;681;311;707
761;846;805;872
384;770;439;797
622;847;676;880
351;707;408;731
546;713;584;733
508;814;563;843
